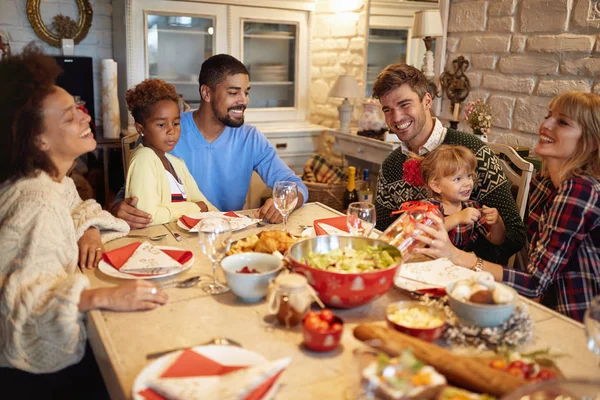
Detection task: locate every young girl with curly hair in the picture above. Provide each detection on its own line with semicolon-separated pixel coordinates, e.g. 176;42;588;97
125;79;216;225
402;145;506;251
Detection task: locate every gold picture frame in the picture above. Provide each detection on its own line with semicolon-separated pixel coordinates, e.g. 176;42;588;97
26;0;93;48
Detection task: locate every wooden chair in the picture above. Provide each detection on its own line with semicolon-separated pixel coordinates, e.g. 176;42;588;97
487;142;535;269
121;132;139;180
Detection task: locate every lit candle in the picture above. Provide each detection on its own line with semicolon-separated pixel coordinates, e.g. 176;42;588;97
452;103;460;121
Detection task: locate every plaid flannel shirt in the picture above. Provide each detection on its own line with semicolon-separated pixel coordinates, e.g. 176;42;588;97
428;199;490;251
503;174;600;322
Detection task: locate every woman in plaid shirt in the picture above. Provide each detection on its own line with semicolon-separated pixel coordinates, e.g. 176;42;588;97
401;145;506;252
413;91;600;322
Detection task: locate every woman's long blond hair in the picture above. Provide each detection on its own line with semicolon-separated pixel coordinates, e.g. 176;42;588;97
544;91;600;182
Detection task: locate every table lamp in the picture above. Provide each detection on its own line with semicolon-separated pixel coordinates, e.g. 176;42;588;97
412;9;444;80
329;75;362;133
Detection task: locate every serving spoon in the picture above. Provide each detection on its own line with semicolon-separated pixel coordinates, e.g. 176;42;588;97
146;337;242;359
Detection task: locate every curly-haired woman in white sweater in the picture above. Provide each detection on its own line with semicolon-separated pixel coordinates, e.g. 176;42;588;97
0;45;168;398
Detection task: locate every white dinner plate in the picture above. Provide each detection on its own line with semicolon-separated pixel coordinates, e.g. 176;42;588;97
98;245;194;280
177;212;261;233
132;345;279;400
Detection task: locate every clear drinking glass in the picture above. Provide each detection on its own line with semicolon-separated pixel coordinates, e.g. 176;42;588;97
347;202;376;237
272;181;298;232
198;217;232;295
584;295;600;363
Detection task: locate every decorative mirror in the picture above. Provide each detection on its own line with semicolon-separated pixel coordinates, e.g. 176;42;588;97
26;0;93;48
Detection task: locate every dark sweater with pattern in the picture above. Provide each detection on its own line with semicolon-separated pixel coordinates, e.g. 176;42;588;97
375;129;526;264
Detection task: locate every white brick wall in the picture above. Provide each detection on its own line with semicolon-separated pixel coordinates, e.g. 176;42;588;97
0;0;113;128
446;0;600;150
308;0;368;129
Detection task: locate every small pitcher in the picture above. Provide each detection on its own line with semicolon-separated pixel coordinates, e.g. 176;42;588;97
267;273;320;328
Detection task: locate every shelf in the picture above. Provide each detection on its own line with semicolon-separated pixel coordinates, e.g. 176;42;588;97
250;81;294;86
156;28;211;36
368;38;407;44
244;34;295;40
150;77;197;85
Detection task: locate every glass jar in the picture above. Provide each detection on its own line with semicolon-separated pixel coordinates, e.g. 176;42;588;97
378;200;443;260
267;273;318;328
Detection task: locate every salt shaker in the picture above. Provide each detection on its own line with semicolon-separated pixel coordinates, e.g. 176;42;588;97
378;200;443;260
267;273;319;328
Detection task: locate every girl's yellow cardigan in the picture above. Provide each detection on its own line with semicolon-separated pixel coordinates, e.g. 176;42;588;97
125;145;217;225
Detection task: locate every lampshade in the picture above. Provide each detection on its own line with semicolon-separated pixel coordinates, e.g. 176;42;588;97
328;75;361;99
412;9;443;38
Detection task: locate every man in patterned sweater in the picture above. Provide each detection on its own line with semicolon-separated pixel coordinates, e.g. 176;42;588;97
373;64;525;264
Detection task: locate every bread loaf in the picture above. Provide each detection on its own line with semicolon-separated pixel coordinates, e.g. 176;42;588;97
353;323;526;397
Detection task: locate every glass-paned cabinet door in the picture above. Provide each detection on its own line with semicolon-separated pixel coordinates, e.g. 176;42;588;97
243;21;297;109
230;6;308;123
366;28;409;97
146;14;215;109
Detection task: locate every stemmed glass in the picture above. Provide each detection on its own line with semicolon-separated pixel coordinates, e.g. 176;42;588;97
198;217;232;295
584;295;600;364
272;181;298;232
347;202;376;237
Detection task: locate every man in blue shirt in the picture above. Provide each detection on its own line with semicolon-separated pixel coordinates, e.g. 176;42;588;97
112;55;307;228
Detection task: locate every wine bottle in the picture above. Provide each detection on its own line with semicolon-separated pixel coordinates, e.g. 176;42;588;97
343;166;358;210
361;169;373;203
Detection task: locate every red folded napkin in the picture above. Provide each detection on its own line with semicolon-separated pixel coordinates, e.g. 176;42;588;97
102;242;193;270
313;216;349;236
415;287;447;297
138;349;283;400
180;212;241;229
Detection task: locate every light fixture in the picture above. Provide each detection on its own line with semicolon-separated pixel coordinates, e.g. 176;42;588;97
328;75;362;133
412;9;444;81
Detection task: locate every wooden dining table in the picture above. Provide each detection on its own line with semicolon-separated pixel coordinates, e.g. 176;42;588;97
85;202;600;400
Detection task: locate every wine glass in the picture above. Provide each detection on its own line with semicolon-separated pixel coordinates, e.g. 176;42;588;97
272;181;298;232
584;295;600;363
198;217;232;295
347;202;376;237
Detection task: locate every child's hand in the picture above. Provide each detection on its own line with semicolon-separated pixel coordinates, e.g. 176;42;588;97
459;207;481;225
482;205;500;225
196;201;209;212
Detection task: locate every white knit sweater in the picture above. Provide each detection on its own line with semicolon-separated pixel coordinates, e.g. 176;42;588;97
0;172;129;373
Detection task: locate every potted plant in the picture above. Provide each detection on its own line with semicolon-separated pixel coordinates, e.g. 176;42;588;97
464;99;493;142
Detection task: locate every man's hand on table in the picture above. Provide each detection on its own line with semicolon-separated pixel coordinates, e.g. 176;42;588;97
78;227;104;269
256;198;284;223
111;197;152;229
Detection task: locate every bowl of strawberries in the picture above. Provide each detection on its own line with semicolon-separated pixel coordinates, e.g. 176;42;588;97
302;309;344;352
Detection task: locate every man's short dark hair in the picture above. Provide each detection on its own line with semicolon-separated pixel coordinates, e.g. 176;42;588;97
198;54;249;90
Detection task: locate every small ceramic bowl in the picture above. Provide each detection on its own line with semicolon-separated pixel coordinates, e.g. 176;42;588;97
385;301;446;342
221;253;283;302
446;281;518;327
302;315;344;352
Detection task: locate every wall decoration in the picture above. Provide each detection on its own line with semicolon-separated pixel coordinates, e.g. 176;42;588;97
590;0;600;21
439;55;471;112
26;0;93;48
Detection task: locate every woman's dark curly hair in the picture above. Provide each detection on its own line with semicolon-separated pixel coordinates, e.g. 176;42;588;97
125;79;180;125
0;44;62;183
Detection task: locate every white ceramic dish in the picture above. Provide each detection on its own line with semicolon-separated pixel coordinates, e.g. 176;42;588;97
132;345;279;400
177;212;261;233
221;253;283;302
98;245;194;280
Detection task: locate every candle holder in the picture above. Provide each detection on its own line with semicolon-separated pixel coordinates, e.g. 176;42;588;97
449;120;459;130
440;56;471;115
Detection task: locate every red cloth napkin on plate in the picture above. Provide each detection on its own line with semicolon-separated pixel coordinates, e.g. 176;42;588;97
313;216;349;236
138;349;283;400
101;242;193;270
415;287;447;297
180;212;241;229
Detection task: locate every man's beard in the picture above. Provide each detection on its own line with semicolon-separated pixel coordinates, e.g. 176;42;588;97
213;103;245;127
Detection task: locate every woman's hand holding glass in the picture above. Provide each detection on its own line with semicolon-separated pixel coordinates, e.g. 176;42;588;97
272;181;298;232
346;202;376;237
198;217;232;295
411;212;459;261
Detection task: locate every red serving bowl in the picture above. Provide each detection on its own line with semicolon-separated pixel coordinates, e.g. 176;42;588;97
302;315;344;352
385;301;446;342
287;236;403;308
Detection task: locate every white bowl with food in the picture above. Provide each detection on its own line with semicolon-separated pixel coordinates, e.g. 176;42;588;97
221;253;283;302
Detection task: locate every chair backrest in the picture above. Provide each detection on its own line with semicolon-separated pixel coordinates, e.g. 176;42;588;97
487;142;535;270
487;143;534;221
121;132;140;180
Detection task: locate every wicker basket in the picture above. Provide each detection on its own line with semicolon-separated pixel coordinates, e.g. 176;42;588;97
304;179;364;212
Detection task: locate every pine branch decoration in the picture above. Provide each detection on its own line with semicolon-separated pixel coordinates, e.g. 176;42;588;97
51;14;78;39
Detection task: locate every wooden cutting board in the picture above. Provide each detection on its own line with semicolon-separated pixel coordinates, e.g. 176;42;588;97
353;323;528;397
